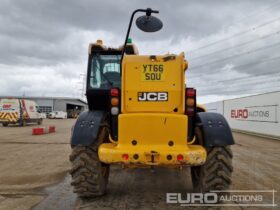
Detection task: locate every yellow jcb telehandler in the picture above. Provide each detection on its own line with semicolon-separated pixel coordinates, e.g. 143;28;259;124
70;8;234;198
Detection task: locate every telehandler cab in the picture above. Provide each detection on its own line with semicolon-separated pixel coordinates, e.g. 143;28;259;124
70;8;234;198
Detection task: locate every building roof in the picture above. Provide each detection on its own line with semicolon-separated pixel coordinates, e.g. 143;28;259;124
0;96;88;105
203;90;280;105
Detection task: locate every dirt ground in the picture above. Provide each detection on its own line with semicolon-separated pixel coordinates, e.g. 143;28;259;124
0;119;279;210
0;119;75;210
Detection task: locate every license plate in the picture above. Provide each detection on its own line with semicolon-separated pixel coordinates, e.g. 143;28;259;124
141;64;165;81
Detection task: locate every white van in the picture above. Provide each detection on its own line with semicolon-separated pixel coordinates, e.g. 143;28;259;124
48;111;67;119
0;98;44;126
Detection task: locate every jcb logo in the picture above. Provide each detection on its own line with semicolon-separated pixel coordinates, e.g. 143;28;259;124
138;92;168;101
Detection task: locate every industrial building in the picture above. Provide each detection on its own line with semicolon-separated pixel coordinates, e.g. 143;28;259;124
0;96;88;115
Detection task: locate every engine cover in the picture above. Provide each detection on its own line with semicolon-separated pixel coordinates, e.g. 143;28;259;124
121;53;187;113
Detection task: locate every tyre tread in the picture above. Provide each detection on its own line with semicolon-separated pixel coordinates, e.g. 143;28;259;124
69;126;109;198
200;146;233;192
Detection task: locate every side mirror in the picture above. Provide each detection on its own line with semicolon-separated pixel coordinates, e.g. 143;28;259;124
136;15;163;32
120;8;163;75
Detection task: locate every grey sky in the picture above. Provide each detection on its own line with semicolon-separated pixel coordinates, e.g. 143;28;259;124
0;0;279;103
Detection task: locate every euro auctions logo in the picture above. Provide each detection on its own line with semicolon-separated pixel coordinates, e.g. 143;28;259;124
230;104;278;123
166;190;277;207
231;109;249;119
231;108;270;119
166;192;218;204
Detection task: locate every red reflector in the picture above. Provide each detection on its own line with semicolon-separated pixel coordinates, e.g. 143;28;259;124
177;154;184;161
110;88;119;96
186;88;196;97
122;154;129;160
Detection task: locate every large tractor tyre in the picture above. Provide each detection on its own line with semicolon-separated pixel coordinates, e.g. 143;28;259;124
2;123;8;127
191;127;233;194
69;126;109;198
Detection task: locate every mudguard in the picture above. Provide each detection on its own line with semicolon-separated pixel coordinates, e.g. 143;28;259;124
71;111;106;146
196;112;235;147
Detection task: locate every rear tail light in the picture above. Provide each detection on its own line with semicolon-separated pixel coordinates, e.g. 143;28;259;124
111;97;119;106
185;88;196;116
186;98;195;106
110;88;120;140
111;107;119;115
110;88;119;97
186;107;194;116
186;88;196;97
110;88;120;115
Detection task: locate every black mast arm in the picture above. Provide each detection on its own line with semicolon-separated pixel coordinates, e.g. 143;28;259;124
120;8;159;76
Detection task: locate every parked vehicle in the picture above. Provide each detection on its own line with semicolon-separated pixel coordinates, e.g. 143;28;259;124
48;111;67;119
0;98;43;126
39;113;47;119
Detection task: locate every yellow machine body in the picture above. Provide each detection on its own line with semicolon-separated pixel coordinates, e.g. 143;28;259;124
99;113;206;166
98;53;206;166
121;53;187;113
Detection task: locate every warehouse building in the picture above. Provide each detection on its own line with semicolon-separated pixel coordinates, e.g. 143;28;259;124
203;91;280;139
0;96;88;115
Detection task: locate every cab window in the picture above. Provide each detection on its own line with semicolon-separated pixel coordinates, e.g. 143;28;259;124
89;54;121;89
